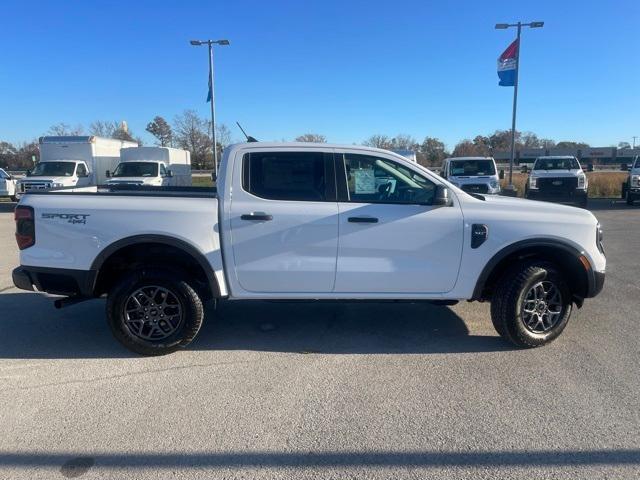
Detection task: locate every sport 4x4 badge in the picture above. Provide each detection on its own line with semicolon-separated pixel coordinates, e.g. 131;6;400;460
41;213;90;225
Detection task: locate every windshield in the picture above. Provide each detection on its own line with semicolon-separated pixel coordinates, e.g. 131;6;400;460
112;162;158;177
31;161;76;177
534;158;580;170
0;169;8;179
450;159;496;176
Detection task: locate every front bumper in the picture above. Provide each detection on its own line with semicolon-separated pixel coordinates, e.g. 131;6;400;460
13;266;97;296
526;189;587;203
587;270;605;298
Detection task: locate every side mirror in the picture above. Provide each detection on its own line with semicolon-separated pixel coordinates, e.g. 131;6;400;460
166;169;173;178
499;169;505;179
621;163;629;171
105;170;111;178
434;185;453;206
520;165;528;174
211;171;217;182
26;169;31;177
587;164;594;172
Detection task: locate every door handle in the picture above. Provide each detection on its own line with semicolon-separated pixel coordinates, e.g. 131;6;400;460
348;216;378;223
241;213;273;221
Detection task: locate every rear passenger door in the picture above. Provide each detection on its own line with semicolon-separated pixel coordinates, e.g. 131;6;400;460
228;149;339;294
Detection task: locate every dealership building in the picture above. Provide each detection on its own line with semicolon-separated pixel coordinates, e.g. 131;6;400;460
493;147;640;166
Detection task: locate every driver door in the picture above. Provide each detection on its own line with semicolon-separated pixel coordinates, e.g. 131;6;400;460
334;151;464;294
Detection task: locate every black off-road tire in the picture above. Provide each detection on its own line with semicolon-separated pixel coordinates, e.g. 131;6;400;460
490;262;572;348
106;268;204;355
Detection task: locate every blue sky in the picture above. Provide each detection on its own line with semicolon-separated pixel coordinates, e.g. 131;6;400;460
1;0;638;149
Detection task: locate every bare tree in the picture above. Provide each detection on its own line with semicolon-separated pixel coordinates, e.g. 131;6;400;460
618;141;631;149
295;133;327;143
146;116;173;147
391;134;417;150
173;110;213;169
362;134;392;149
47;122;84;136
89;120;117;138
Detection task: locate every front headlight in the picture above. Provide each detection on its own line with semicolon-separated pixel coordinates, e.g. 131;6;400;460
632;175;640;187
52;182;64;188
490;179;499;189
578;175;587;189
529;176;538;189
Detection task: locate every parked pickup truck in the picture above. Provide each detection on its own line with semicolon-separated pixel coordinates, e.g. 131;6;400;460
524;156;589;208
12;143;606;355
622;155;640;206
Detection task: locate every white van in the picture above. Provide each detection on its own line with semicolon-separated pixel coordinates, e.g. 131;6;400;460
17;136;136;198
106;147;192;187
440;157;502;194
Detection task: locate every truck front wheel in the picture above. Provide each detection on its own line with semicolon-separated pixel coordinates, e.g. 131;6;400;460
490;263;572;348
106;269;204;355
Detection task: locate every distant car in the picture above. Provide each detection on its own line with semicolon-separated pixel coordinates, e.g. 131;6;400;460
623;155;640;206
0;168;17;202
525;156;588;208
440;157;502;194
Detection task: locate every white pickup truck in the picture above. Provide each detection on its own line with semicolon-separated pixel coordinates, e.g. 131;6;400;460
12;143;606;355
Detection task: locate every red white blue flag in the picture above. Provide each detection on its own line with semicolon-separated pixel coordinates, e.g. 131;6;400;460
497;39;518;86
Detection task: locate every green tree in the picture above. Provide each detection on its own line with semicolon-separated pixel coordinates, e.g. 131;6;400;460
419;137;447;166
146;116;173;147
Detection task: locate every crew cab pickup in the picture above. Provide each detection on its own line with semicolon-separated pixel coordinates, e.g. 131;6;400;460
12;143;606;355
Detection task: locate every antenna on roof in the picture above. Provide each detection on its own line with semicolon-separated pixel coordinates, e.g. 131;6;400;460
236;122;258;142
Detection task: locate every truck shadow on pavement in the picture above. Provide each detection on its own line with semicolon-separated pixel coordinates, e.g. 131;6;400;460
0;448;639;471
0;292;511;359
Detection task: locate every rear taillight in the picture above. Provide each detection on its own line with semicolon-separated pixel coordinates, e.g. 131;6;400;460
15;206;35;250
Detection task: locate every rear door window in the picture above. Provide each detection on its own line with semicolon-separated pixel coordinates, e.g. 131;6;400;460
242;151;334;202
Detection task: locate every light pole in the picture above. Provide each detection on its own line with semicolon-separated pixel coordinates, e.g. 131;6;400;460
495;21;543;195
190;39;229;178
633;136;637;149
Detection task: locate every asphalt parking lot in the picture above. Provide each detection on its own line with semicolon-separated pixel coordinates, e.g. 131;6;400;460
0;199;638;479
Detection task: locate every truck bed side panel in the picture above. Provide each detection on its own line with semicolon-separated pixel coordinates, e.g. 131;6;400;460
19;193;227;296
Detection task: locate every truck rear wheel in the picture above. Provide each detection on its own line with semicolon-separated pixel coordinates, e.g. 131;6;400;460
490;263;572;348
106;269;204;355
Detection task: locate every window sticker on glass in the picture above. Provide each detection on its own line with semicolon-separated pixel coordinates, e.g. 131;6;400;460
354;168;376;193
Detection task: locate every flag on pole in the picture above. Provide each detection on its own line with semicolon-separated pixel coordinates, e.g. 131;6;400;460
206;66;212;102
497;39;518;87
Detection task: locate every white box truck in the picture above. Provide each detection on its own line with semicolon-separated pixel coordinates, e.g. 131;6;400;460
106;147;192;187
16;136;137;198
